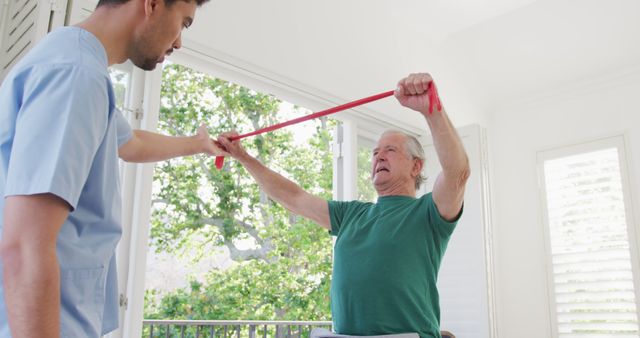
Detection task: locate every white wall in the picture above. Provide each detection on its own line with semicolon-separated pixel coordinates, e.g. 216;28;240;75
488;69;640;337
182;0;492;130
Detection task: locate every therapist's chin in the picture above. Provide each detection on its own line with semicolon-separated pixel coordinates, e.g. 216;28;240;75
131;57;163;71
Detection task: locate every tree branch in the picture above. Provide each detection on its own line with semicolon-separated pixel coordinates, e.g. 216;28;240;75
198;217;275;263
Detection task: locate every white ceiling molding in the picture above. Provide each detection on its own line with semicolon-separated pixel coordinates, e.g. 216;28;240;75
492;64;640;113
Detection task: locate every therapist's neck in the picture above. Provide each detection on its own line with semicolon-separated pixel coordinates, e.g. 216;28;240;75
76;5;138;66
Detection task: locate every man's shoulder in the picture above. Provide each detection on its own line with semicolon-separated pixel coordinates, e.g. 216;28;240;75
13;27;108;79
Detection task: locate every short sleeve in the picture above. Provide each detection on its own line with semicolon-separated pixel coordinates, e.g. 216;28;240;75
113;108;133;147
425;193;462;239
4;65;110;210
328;200;357;236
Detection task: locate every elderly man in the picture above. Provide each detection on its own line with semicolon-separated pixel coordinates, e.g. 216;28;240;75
217;73;470;338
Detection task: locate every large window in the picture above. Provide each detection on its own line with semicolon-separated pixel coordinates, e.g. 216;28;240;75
539;136;640;337
142;62;336;331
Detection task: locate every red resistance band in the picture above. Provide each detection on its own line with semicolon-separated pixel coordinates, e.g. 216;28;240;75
427;82;442;113
215;82;441;169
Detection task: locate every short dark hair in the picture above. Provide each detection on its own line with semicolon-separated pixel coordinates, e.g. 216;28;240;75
96;0;209;9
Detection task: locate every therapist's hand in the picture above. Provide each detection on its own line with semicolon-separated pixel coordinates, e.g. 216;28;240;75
195;124;226;156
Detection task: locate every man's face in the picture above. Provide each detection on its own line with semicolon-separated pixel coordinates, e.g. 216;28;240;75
371;133;418;191
130;0;196;70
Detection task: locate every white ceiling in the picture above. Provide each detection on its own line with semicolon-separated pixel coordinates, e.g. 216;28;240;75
181;0;640;128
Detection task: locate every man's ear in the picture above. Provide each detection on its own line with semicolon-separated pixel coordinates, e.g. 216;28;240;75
144;0;159;17
412;158;424;178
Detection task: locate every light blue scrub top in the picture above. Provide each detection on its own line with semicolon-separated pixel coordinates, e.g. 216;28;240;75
0;26;132;337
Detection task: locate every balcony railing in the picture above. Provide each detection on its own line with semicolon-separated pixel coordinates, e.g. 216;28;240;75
142;319;332;338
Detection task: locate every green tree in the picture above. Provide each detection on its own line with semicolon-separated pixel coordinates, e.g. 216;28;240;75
144;63;335;323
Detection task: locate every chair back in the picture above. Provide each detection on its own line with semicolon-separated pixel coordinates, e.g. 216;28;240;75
440;331;456;338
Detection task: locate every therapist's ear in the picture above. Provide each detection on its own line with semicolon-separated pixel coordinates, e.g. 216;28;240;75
144;0;161;17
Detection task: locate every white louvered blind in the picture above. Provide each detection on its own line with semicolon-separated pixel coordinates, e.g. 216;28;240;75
541;143;639;338
0;0;67;80
1;0;42;79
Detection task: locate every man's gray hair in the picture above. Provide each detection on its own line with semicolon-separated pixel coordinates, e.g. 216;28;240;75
380;130;426;190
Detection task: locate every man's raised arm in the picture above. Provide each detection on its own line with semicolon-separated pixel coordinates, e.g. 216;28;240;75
395;73;470;221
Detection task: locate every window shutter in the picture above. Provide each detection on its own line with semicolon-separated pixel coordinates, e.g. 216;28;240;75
0;0;67;80
541;146;639;337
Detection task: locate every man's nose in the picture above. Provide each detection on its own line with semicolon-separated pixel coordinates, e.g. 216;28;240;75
173;33;183;50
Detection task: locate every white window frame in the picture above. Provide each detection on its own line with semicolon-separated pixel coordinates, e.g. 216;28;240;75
104;61;159;338
109;65;164;338
537;134;640;337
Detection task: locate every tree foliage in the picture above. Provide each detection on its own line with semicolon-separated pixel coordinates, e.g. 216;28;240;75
144;63;335;321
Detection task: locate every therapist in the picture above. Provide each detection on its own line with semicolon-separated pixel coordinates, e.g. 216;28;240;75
0;0;218;336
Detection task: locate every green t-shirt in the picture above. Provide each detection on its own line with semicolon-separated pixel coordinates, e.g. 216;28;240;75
328;193;460;338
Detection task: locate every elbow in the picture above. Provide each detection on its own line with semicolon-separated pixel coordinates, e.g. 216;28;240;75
280;187;307;214
118;132;141;163
0;239;24;277
456;158;471;188
118;150;136;163
0;235;58;281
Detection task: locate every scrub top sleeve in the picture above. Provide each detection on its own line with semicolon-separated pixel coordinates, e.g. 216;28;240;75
5;65;110;210
114;108;133;148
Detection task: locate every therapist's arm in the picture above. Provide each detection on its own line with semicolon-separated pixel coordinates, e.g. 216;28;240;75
0;194;69;338
118;124;224;163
